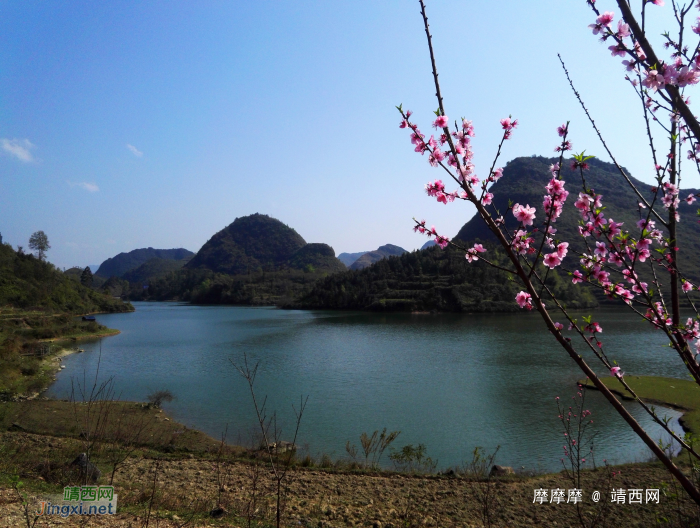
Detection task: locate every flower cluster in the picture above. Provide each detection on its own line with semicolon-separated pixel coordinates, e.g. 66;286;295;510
412;219;451;249
465;243;486;263
516;291;533;310
589;6;700;92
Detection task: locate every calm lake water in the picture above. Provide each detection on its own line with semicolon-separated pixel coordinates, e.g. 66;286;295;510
48;302;686;473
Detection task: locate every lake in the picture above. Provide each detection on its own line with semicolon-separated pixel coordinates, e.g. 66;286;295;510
47;302;686;473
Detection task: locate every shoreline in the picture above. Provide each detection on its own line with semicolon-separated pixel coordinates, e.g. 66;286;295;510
26;328;122;401
581;375;700;436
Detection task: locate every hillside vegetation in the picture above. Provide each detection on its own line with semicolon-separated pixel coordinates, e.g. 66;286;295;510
185;214;310;275
127;214;348;304
0;243;132;314
295;244;596;312
0;243;133;398
95;247;194;278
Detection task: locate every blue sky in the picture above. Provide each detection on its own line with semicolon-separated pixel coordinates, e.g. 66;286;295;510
1;1;695;269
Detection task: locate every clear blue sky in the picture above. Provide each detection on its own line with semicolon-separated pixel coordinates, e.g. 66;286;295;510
1;1;694;269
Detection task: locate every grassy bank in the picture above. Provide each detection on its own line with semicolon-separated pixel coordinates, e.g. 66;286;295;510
0;309;122;400
582;375;700;434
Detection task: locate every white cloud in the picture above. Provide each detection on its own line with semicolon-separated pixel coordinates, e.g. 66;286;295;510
68;181;99;192
1;138;35;162
126;144;143;157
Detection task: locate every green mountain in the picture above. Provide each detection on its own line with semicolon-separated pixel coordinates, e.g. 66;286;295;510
185;213;345;274
0;243;132;314
294;154;700;313
95;247;194;278
294;244;595;312
131;214;346;305
349;244;408;270
455;156;700;283
287;243;347;273
122;257;191;283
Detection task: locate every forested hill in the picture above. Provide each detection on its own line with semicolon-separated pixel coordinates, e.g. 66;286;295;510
130;214;346;305
0;243;132;314
455;156;700;282
185;214;346;274
293;244;596;312
95;247;194;278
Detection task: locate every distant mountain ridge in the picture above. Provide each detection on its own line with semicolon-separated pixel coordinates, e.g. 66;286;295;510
96;248;194;278
349;244;407;270
338;251;371;267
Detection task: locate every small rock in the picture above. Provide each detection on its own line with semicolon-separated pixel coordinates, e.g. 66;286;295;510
71;453;102;483
209;507;227;518
490;464;515;477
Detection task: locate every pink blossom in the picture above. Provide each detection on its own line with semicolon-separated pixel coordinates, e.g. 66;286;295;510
553;322;564;331
425;180;445;197
642;69;666;92
515;291;533;310
650;0;663;5
555;141;572;152
435;235;450;249
594;241;608;258
543;252;562;269
683;281;694;293
572;270;584;284
589;12;614;34
608;44;627;57
513;203;536;226
597;11;615;26
610;367;623;378
482;192;494;206
492;167;503;181
557;242;569;260
433;115;449;129
693;17;700;35
465;243;486;263
557;124;568;137
677;67;700;87
500;117;517;130
615;20;631;39
686;193;697;204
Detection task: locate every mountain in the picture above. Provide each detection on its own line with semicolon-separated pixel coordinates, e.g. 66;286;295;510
349;244;408;270
185;214;307;275
294;244;595;312
0;243;132;314
286;243;347;273
338;251;371;267
122;257;192;284
96;248;194;278
421;240;437;249
454;156;700;282
185;213;345;274
135;214;346;305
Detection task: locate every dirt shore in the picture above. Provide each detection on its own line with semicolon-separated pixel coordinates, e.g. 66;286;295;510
1;430;697;528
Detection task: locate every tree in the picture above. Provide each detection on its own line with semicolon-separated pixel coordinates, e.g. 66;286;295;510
405;0;700;505
28;231;50;261
80;266;93;288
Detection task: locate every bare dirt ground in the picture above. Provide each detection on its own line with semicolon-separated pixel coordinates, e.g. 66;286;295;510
1;431;698;528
